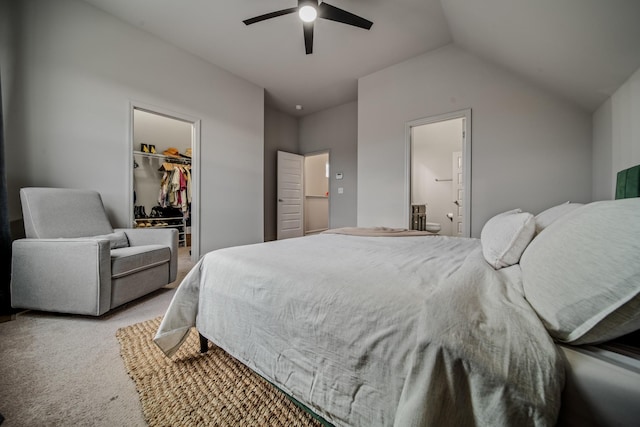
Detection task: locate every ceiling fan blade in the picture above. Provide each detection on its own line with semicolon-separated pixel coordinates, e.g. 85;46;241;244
318;2;373;30
243;7;298;25
303;21;314;54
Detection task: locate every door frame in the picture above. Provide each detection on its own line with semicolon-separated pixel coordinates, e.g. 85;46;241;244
404;108;472;237
128;100;202;262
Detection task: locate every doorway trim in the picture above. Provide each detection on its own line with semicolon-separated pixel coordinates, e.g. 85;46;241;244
128;100;202;262
404;108;472;237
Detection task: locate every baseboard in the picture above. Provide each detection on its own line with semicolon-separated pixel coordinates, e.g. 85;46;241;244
0;313;16;323
305;228;328;235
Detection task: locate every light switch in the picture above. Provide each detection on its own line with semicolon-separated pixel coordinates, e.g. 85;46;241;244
336;172;343;180
338;187;344;194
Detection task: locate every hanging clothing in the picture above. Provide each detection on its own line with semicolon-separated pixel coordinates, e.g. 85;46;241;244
157;162;191;216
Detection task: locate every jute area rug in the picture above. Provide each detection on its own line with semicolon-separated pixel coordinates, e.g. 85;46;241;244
116;317;323;426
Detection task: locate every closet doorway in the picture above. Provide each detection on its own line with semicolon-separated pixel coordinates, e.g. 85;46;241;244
129;103;201;262
406;109;471;237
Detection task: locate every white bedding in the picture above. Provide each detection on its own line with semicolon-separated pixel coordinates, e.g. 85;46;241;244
154;234;563;426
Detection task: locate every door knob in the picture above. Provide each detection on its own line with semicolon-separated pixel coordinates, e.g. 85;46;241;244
278;199;283;202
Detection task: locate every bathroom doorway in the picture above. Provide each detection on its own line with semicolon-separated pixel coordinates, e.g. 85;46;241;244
304;151;330;235
407;110;471;237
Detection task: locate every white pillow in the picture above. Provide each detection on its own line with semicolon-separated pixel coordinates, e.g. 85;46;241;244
480;209;536;269
521;198;640;345
534;201;584;234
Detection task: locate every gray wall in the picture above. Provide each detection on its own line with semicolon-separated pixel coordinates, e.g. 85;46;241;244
264;106;299;241
592;66;640;200
358;44;592;237
299;101;358;229
0;0;264;255
264;101;358;239
592;99;613;201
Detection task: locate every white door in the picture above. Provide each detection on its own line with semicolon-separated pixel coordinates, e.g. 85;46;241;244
277;151;304;240
452;151;464;237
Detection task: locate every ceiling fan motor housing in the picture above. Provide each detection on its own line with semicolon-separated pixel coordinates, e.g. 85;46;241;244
243;1;372;55
299;0;318;7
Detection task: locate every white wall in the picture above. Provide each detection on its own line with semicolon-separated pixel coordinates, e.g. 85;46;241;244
264;106;299;241
412;119;463;236
0;0;264;255
358;44;592;236
299;101;358;229
592;66;640;200
592;99;613;200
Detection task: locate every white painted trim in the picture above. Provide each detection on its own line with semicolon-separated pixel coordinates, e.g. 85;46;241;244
128;100;202;262
405;109;472;237
190;119;201;263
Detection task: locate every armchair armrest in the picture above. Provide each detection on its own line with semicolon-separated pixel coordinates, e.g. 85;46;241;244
118;228;178;282
11;238;112;315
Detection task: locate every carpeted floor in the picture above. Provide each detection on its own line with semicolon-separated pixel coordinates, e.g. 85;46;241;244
116;317;322;427
0;246;194;426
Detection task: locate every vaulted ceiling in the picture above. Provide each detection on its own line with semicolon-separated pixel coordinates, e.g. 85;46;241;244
81;0;640;116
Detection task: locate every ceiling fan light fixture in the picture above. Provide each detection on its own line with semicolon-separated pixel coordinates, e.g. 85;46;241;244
243;1;372;55
299;5;317;23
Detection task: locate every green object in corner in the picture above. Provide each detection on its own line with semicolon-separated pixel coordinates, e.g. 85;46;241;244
616;165;640;199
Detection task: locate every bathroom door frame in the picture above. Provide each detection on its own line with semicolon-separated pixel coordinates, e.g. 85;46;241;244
128;100;202;262
404;109;472;237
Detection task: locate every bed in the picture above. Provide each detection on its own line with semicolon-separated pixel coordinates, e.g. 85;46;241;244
154;181;640;426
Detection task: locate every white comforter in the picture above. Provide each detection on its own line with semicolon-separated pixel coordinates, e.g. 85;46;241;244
154;234;563;426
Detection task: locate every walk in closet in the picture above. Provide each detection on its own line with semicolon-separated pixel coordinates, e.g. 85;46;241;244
132;108;193;248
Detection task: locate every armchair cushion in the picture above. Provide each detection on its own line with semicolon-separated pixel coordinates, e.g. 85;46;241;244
119;228;178;282
111;245;170;279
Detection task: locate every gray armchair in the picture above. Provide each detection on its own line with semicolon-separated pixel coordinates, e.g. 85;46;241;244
11;187;178;316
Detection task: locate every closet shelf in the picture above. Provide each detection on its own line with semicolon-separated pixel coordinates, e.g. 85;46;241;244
133;150;191;164
134;216;184;222
134;216;187;246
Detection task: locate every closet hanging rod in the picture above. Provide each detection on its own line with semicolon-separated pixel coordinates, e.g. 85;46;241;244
133;150;191;164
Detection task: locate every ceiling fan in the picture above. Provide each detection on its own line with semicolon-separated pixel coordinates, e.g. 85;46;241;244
243;0;373;55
